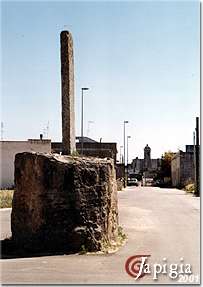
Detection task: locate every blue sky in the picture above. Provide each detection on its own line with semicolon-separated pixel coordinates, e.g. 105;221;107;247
1;0;200;160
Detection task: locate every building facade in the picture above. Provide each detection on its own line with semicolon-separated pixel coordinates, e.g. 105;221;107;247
0;139;51;188
171;146;195;188
0;137;117;189
52;137;117;163
131;144;161;176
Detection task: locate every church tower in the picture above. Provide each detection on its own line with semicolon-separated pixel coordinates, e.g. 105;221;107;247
144;144;151;170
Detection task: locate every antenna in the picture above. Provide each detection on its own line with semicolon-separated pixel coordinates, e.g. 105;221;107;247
46;121;49;138
42;121;50;139
87;121;94;137
193;130;196;170
193;131;195;146
1;122;4;140
43;128;46;138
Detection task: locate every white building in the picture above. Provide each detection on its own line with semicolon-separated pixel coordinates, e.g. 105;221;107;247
0;139;51;189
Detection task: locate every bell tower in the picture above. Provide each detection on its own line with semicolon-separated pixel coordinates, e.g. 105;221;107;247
144;144;151;169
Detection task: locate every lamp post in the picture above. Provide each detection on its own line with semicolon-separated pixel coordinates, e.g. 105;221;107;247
127;135;131;181
120;145;123;163
127;136;131;167
193;131;196;190
123;120;129;187
81;87;89;155
123;121;129;166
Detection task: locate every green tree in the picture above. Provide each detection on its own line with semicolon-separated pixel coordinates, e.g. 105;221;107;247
161;151;174;178
154;151;174;182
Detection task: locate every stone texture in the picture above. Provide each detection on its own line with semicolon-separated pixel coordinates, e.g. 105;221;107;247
11;152;118;253
60;30;75;155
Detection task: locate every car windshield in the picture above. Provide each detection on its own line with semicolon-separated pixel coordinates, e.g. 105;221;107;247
128;175;137;180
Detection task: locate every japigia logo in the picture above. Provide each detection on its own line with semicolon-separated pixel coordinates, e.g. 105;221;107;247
125;255;196;281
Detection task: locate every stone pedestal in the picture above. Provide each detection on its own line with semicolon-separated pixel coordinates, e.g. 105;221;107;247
11;152;118;253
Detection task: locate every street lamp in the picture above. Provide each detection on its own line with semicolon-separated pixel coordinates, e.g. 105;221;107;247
81;87;89;155
123;121;129;166
120;145;123;163
123;120;129;187
127;136;131;181
127;136;131;168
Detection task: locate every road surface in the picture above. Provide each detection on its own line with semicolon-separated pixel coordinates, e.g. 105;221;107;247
0;187;200;284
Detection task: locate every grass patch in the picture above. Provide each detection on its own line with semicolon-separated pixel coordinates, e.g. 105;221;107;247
71;150;80;157
117;179;124;191
118;226;127;242
79;244;88;255
184;183;195;194
0;189;14;208
100;226;127;254
78;226;127;255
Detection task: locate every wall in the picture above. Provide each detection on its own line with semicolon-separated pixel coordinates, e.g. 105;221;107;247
52;142;117;163
151;159;161;170
186;145;195;153
171;152;180;187
180;152;194;186
132;158;144;173
132;157;161;174
1;140;116;189
115;163;125;179
0;140;51;188
171;151;194;187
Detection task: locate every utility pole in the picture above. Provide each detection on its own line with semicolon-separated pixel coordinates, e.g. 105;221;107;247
120;146;123;163
46;121;49;138
123;121;129;187
193;131;196;187
123;121;129;165
81;87;89;155
194;117;200;196
127;135;131;183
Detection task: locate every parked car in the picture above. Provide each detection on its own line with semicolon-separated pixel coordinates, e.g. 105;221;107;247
127;175;139;186
142;177;154;186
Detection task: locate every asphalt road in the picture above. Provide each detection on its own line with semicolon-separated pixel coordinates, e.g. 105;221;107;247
0;187;200;284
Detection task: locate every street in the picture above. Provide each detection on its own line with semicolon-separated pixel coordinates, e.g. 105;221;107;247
0;186;200;284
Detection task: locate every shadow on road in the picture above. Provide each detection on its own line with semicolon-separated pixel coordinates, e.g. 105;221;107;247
0;238;77;259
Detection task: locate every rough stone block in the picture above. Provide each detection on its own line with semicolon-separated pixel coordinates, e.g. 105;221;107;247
11;152;118;253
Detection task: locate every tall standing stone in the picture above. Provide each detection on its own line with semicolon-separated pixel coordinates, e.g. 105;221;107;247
60;31;75;154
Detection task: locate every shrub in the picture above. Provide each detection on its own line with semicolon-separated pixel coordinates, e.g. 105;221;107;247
184;183;195;193
0;190;14;208
117;179;124;191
